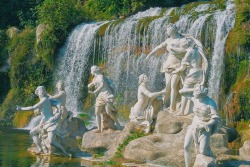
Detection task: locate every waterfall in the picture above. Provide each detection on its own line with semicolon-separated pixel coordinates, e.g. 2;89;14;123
24;115;42;130
55;0;236;114
208;1;236;103
55;22;108;114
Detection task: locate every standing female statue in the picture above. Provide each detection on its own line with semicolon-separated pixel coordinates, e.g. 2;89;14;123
129;74;165;133
88;65;120;133
145;23;187;113
180;84;221;167
16;86;70;157
172;37;208;116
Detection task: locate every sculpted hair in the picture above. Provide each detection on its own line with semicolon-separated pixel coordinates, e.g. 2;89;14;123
138;74;147;85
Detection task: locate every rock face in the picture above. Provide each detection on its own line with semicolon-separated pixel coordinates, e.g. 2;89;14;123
123;110;229;166
36;24;48;43
6;27;20;38
81;110;230;166
239;140;250;157
81;122;140;156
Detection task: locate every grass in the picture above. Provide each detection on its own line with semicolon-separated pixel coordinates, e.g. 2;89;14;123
13;111;34;128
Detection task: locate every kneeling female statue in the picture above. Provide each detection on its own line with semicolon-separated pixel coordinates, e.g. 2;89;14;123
129;74;165;133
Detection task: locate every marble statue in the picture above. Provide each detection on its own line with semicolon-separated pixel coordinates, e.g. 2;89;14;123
88;65;120;132
173;36;208;116
49;81;73;137
129;74;165;133
180;84;221;167
16;86;70;157
145;23;187;113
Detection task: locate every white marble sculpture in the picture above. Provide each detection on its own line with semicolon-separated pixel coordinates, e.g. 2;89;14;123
16;86;70;157
49;81;73;137
180;84;221;167
129;74;165;133
145;23;187;113
88;65;120;132
173;36;208;116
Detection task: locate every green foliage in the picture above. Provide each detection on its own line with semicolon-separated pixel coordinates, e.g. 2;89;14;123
0;0;43;28
36;0;85;68
115;130;145;158
83;0;166;21
0;30;8;67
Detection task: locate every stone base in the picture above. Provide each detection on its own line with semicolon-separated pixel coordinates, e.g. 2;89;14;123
194;154;216;167
239;140;250;157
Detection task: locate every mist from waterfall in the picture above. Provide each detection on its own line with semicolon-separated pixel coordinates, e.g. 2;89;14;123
55;1;236;114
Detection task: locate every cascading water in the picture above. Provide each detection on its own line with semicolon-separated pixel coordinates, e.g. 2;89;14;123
208;0;236;103
55;22;108;114
55;0;236;115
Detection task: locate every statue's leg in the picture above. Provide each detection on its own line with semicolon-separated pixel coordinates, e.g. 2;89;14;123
47;131;70;157
184;127;193;167
164;72;171;110
175;84;191;116
95;106;102;132
30;126;43;153
105;103;120;128
170;74;180;112
199;132;210;156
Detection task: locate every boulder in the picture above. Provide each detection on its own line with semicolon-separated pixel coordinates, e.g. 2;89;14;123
154;110;192;134
36;24;48;43
6;27;20;38
239;140;250;157
82;129;123;154
193;154;216;167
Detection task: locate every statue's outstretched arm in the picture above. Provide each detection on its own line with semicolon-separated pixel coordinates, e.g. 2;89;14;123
17;99;46;111
145;40;168;60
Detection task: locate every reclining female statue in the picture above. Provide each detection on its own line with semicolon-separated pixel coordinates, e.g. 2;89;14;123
16;86;70;157
129;74;165;133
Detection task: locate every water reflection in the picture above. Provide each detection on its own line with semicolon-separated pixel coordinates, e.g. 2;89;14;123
0;128;103;167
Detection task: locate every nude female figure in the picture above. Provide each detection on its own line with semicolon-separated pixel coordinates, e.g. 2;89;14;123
145;23;187;113
16;86;70;157
130;74;165;133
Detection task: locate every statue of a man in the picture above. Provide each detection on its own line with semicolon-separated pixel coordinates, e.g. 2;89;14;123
88;65;120;133
180;84;221;167
172;37;208;116
129;74;165;133
16;86;70;157
145;23;187;113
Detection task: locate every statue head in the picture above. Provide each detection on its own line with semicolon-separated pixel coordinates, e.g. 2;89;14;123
166;23;178;36
56;81;65;91
193;84;208;98
91;65;101;75
138;74;149;85
35;86;47;98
